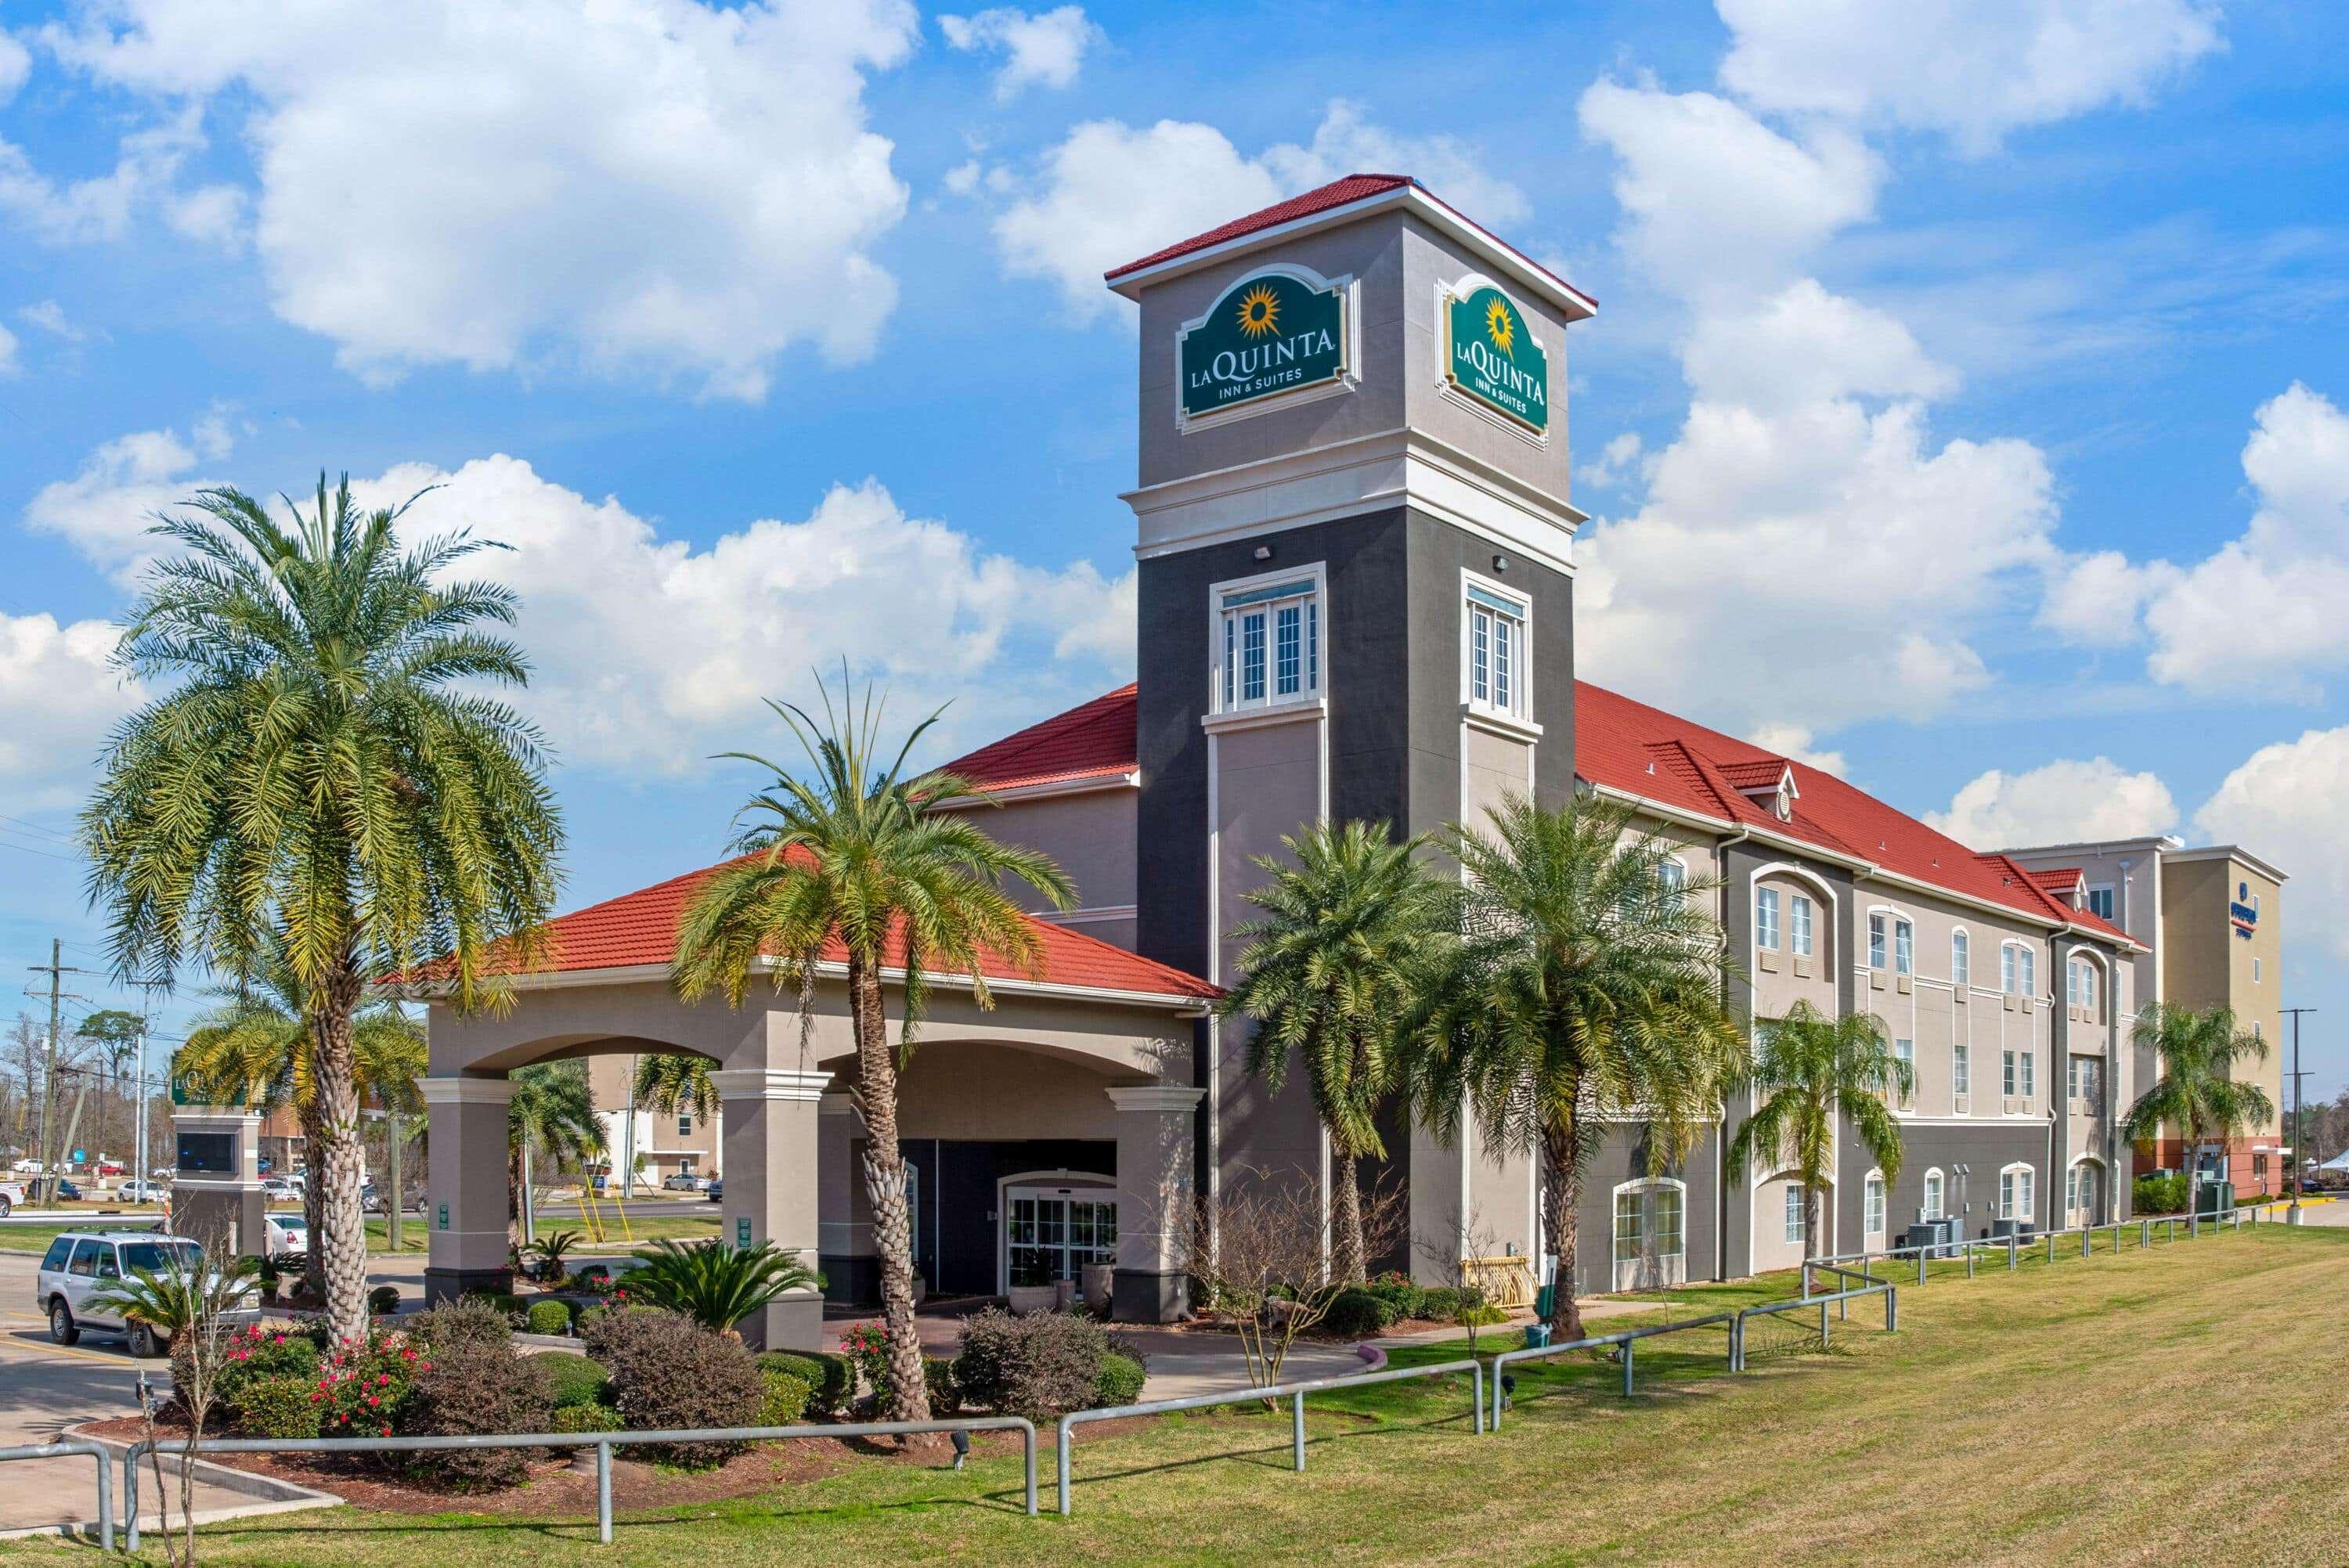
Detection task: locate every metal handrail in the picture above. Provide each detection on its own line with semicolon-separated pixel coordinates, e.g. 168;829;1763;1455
1054;1356;1485;1516
1731;1281;1897;1372
126;1414;1037;1547
0;1440;114;1552
1485;1310;1741;1427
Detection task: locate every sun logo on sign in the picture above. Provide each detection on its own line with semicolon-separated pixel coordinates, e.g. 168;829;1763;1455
1236;283;1282;338
1484;296;1516;357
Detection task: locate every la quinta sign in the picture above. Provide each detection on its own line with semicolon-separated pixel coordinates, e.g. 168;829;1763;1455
1178;268;1348;424
1444;280;1549;433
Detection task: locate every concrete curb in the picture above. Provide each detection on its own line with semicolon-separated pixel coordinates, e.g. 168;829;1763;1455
44;1421;344;1537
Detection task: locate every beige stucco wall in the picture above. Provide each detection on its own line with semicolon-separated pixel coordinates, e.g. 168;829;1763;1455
2162;856;2283;1137
945;786;1138;932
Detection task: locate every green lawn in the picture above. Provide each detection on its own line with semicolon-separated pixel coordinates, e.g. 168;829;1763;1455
3;1221;2333;1567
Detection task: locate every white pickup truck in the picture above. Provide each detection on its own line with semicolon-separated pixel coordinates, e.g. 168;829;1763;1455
0;1178;26;1218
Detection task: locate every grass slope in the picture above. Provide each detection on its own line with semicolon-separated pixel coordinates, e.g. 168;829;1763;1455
2;1222;2331;1567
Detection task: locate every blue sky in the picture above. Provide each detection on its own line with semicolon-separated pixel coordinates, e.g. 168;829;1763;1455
3;1;2346;1097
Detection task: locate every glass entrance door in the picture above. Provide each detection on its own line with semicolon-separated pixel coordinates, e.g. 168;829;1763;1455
1005;1186;1117;1289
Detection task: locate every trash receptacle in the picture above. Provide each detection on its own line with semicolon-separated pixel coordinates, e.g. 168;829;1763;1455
1522;1322;1552;1350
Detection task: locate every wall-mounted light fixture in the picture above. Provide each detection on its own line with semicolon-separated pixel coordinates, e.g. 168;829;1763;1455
1253;544;1274;561
1492;553;1510;573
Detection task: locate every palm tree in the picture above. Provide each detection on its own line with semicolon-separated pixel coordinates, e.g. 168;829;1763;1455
2122;1002;2274;1227
80;474;564;1343
507;1062;604;1247
1219;820;1447;1284
1727;1001;1909;1267
633;1054;717;1123
1402;795;1744;1339
673;672;1073;1421
174;939;425;1296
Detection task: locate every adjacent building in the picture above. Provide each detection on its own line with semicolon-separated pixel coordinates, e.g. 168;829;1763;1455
2002;836;2286;1195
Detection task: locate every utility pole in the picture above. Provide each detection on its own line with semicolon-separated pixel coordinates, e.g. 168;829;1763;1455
28;940;92;1207
125;975;171;1191
2285;1007;2318;1218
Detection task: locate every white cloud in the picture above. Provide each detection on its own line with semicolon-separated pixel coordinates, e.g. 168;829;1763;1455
2196;726;2349;961
1577;80;1879;304
42;0;921;399
939;6;1103;100
993;100;1525;322
0;611;142;811
1576;431;1645;492
30;429;1137;773
1681;279;1955;410
0;103;215;246
1926;757;2178;850
1747;723;1848;779
0;321;16;377
2047;384;2349;694
18;300;84;341
1717;0;2225;154
0;31;29;103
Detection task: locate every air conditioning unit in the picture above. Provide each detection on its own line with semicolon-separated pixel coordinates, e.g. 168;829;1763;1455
1989;1219;2037;1242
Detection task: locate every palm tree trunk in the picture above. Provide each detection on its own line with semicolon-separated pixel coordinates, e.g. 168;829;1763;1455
850;954;930;1423
1331;1152;1365;1285
1543;1122;1584;1340
1803;1181;1823;1266
298;1101;327;1303
311;962;371;1345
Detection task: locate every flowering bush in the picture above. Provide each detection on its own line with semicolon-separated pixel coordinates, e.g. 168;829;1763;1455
311;1336;425;1440
204;1323;322;1421
839;1321;892;1409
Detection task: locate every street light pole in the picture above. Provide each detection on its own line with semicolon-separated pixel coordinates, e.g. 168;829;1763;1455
2284;1007;2317;1219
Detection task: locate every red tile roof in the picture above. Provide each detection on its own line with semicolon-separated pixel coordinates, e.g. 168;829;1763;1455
2026;867;2085;896
934;681;2134;946
1102;175;1598;315
518;849;1214;1000
936;684;1137;794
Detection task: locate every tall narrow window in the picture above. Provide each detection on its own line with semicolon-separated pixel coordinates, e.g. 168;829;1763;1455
1954;1042;1970;1098
2003;1049;2018;1098
1791;894;1814;957
1893;1038;1914;1106
1756;886;1781;950
2020;1051;2036;1098
2019;948;2036;996
1922;1170;1944;1220
1864;1173;1885;1238
1466;583;1528;717
1658;859;1687;896
1217;576;1321;714
2001;943;2016;993
1952;931;1971;988
1894;919;1914;975
1783;1185;1805;1245
2066;960;2080;1007
1869;913;1887;969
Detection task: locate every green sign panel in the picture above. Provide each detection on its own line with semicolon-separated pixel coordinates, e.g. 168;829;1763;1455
735;1217;752;1250
1445;283;1550;432
1178;270;1346;421
436;1202;450;1231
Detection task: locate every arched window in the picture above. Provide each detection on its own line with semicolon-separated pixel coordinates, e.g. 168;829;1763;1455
1611;1178;1687;1289
1864;1170;1886;1242
1921;1168;1945;1220
1951;929;1970;988
1999;1162;2036;1222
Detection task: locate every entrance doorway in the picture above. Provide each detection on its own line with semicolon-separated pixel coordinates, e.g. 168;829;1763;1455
1001;1179;1116;1290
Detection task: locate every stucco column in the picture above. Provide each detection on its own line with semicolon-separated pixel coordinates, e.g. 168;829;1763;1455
422;1075;518;1305
168;1107;266;1260
713;1066;831;1350
1107;1083;1203;1323
817;1091;874;1307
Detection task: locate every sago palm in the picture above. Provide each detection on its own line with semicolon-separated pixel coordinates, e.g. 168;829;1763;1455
1727;1001;1909;1265
81;475;562;1342
627;1238;824;1336
508;1062;604;1246
673;671;1073;1420
1402;794;1744;1339
2121;1002;2274;1223
1220;820;1447;1284
174;939;424;1295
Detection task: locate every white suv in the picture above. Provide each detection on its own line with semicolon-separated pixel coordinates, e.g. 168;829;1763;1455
34;1230;258;1356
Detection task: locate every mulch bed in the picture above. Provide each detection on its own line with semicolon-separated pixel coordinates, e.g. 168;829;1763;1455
75;1413;1014;1518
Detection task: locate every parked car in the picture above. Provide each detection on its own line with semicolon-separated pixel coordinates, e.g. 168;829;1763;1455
264;1213;309;1264
0;1178;25;1218
705;1177;722;1202
52;1179;85;1202
116;1179;169;1204
660;1172;710;1192
262;1177;299;1203
9;1159;45;1175
96;1159;125;1177
360;1182;423;1213
35;1228;258;1354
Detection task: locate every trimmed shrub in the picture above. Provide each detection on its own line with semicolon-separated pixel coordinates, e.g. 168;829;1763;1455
413;1298;514;1354
550;1400;624;1435
1092;1353;1146;1409
756;1351;852;1418
314;1337;421;1440
368;1285;400;1316
403;1338;554;1491
953;1310;1110;1422
924;1356;959;1415
1364;1274;1423;1322
1321;1287;1391;1339
526;1299;573;1337
208;1324;321;1415
533;1350;611;1411
2135;1173;2189;1217
234;1374;323;1440
760;1368;812;1427
1418;1286;1463;1321
586;1307;763;1469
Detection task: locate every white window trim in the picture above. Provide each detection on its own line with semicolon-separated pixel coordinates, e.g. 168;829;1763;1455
1610;1176;1688;1264
1863;1168;1887;1241
1921;1166;1946;1221
1782;1182;1806;1245
1997;1160;2036;1223
2001;940;2036;997
2085;883;2116;922
1868;909;1889;971
1755;885;1782;952
1748;863;1838;978
1207;561;1329;717
1460;567;1532;723
1950;926;1972;989
1790;892;1815;957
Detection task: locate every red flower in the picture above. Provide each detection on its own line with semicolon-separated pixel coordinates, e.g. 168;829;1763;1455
380;1427;391;1437
366;1395;379;1407
376;1374;391;1386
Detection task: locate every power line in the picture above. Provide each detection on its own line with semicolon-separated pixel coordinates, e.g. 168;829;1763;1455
0;812;75;844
